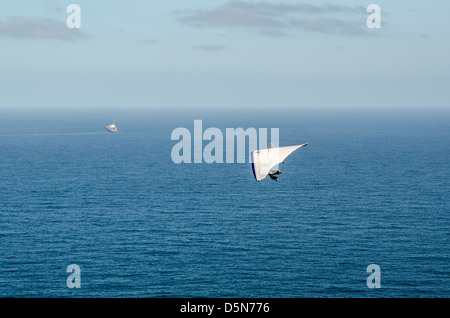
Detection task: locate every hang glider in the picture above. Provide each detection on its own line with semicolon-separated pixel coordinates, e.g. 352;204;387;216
251;143;309;181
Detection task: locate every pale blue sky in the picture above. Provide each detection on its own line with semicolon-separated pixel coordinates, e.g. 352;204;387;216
0;0;449;110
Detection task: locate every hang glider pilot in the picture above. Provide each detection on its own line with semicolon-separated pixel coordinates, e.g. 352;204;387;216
268;169;281;181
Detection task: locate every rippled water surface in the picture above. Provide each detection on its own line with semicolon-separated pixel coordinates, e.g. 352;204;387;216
0;108;449;297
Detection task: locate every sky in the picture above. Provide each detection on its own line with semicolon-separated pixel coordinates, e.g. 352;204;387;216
0;0;449;111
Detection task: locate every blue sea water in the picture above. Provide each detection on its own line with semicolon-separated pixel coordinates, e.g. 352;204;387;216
0;107;449;298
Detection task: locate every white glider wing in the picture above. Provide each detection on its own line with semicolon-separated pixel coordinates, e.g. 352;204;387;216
251;143;308;181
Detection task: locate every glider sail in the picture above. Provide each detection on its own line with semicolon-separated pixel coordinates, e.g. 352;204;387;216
251;144;308;181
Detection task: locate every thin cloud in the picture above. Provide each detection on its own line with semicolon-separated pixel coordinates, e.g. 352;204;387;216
289;17;371;37
177;0;372;37
178;5;284;29
45;6;64;13
194;44;226;51
137;37;158;45
0;16;85;41
259;29;289;37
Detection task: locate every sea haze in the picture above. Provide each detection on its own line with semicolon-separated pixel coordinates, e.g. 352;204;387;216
0;107;449;297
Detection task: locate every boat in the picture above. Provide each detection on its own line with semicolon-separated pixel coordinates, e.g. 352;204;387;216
105;123;117;132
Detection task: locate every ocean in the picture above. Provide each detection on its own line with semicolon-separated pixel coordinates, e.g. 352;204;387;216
0;107;449;298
